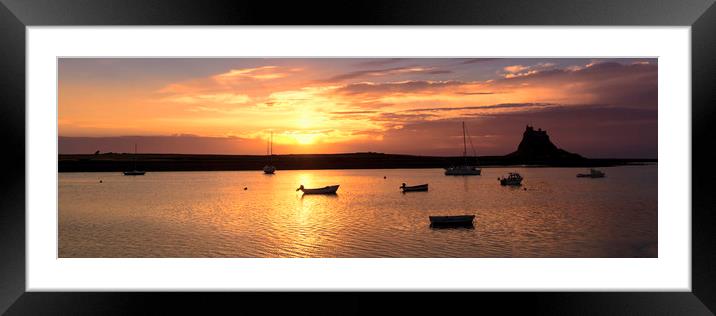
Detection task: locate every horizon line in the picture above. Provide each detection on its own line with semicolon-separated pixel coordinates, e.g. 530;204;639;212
57;151;658;161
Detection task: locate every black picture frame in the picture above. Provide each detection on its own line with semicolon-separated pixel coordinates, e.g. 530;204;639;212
1;0;715;314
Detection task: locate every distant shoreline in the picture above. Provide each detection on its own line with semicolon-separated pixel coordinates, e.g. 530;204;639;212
58;153;657;173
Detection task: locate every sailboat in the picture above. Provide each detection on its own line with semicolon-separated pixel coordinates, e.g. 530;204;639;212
263;132;276;174
123;143;146;176
444;122;481;176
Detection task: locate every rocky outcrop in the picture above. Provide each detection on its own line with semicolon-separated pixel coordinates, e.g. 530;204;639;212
505;125;584;162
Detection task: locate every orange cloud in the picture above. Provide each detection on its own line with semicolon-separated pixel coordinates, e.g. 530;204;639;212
504;65;527;73
166;93;251;105
501;63;556;78
324;66;451;82
212;66;293;82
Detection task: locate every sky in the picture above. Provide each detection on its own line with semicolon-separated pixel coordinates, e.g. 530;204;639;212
58;58;657;158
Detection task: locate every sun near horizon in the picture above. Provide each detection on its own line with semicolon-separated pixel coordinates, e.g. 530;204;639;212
58;58;658;158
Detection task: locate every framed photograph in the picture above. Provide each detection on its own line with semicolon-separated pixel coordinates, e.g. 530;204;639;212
2;0;715;314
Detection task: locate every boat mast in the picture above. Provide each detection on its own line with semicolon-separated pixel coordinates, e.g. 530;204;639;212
462;122;467;162
267;132;273;163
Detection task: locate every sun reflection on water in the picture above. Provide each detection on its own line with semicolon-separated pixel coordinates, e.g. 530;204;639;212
59;167;658;258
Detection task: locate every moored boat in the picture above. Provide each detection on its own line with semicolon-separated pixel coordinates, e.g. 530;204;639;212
263;132;276;174
263;165;276;174
123;143;146;176
296;184;339;194
577;168;605;178
445;165;481;175
498;172;523;186
445;122;482;176
429;215;475;227
400;183;428;192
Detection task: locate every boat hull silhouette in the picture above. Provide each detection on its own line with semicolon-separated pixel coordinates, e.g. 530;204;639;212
401;183;428;192
499;173;523;186
445;166;481;176
429;215;475;228
297;185;339;194
263;165;276;174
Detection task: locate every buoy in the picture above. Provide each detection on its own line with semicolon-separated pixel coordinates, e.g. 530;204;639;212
244;187;248;190
524;187;527;191
383;176;387;179
99;180;103;183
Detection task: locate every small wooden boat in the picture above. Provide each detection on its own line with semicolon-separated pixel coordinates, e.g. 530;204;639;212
429;215;475;227
577;169;605;178
400;183;428;192
296;184;339;195
498;172;523;186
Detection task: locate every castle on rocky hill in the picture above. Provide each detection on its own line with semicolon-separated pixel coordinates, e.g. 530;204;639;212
505;125;584;162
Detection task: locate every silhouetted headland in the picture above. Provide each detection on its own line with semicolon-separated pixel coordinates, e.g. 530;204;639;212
505;125;585;163
58;126;656;172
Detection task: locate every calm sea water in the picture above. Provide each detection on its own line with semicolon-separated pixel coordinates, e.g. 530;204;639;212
59;166;657;258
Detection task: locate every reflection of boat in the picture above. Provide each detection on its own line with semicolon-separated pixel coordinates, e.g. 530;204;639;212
123;144;146;176
577;169;605;178
498;172;523;186
429;215;475;228
400;183;428;192
445;122;481;176
296;185;339;194
263;132;276;174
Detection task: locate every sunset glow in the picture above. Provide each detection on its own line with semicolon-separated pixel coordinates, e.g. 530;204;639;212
59;58;658;158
